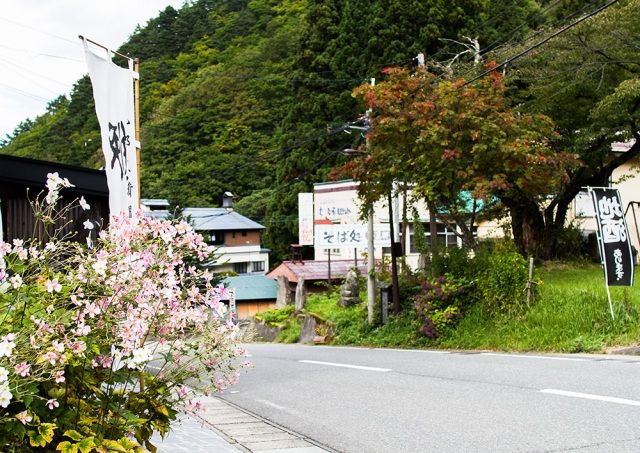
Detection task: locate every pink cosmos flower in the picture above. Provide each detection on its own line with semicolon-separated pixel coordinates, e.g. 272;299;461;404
70;341;87;355
15;362;31;377
51;340;64;353
45;278;62;293
15;411;32;425
53;370;65;383
41;351;57;365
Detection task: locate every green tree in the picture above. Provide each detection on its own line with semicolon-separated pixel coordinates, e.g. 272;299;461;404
493;0;640;257
344;66;575;250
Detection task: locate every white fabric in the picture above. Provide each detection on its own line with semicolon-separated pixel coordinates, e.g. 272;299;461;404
83;40;139;217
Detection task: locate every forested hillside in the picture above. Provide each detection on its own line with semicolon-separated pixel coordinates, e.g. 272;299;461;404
2;0;635;262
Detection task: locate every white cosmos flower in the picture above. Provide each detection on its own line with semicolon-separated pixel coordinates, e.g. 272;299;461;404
0;339;16;358
79;196;90;211
0;366;8;382
10;274;22;289
0;383;12;408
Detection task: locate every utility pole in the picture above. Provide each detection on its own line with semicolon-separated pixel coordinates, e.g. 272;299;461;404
388;191;401;315
366;78;376;325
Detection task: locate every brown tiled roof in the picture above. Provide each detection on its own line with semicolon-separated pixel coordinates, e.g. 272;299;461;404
267;260;368;283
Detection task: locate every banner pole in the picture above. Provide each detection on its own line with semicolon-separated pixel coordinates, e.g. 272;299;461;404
605;284;615;321
134;57;141;210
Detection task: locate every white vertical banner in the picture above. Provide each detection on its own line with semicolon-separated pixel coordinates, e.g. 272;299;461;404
83;39;139;217
298;193;314;245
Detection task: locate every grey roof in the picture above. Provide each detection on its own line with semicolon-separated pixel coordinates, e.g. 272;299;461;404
222;275;277;301
141;198;170;207
182;208;264;231
143;210;170;220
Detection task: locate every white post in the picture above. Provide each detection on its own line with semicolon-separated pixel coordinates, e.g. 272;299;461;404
367;209;376;324
605;285;615;321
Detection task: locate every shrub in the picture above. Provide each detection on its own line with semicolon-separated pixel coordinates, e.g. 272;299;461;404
0;174;245;451
255;305;295;326
429;247;473;279
276;319;302;343
475;243;529;314
414;275;469;338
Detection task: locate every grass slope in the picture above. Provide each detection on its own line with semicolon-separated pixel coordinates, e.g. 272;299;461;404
257;263;640;353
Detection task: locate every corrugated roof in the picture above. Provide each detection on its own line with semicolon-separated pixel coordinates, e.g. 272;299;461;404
222;275;277;301
143;210;170;220
141;198;170;207
182;208;265;231
267;260;367;283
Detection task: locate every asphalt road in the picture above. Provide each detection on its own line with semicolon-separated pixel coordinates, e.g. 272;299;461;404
218;343;640;453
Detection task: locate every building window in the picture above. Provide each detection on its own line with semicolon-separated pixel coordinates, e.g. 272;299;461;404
242;231;247;237
252;261;265;272
409;223;466;253
233;262;248;274
205;231;224;246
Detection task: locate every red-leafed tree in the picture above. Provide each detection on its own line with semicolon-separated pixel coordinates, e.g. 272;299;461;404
342;65;577;253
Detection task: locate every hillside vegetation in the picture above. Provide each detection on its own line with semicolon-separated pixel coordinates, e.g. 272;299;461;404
1;0;638;263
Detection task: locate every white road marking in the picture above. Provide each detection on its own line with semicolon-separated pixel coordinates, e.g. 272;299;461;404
299;360;391;372
255;398;305;417
256;398;289;411
541;389;640;407
384;348;450;354
481;353;587;362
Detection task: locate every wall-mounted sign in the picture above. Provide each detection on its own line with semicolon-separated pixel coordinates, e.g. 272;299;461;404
298;193;314;245
314;224;390;249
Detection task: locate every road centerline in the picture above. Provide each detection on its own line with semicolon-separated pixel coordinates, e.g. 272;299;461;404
541;389;640;407
299;360;391;372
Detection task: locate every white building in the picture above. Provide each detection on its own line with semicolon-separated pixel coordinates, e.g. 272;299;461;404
299;180;498;269
141;198;270;275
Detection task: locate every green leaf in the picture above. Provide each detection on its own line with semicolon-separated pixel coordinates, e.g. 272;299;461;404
56;441;79;453
39;423;57;443
78;437;97;453
27;431;47;447
101;439;128;452
64;430;84;441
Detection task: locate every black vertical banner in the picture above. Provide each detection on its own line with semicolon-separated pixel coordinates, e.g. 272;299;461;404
589;187;634;286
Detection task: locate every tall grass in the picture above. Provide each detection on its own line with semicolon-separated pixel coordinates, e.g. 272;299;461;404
439;263;640;352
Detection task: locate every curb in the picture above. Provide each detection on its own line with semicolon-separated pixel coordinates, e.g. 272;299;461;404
195;395;338;453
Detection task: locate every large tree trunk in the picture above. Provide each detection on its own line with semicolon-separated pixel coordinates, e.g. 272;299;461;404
508;201;547;258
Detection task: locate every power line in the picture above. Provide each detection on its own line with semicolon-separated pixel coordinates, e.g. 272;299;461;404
0;81;51;103
462;0;620;87
0;16;81;47
0;44;84;62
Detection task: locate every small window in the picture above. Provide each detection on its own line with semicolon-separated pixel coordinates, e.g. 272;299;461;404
233;262;248;274
252;261;265;272
242;231;247;237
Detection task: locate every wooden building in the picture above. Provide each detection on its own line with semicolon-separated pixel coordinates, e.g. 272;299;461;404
0;154;108;242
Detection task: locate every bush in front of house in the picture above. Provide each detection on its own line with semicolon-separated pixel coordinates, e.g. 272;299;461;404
0;173;247;451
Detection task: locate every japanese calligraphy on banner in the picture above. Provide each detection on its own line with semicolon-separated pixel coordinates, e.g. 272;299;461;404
589;187;634;286
298;193;314;245
315;224;391;248
83;40;139;217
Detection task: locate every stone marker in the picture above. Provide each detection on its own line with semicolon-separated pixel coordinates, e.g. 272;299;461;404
275;275;292;308
339;269;361;307
294;276;306;312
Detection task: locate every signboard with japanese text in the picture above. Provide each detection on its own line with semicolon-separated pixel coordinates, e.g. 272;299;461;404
84;40;139;217
314;224;391;249
298;193;314;245
589;187;634;286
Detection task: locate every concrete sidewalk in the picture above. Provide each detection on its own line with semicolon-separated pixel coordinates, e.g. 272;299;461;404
153;395;330;453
